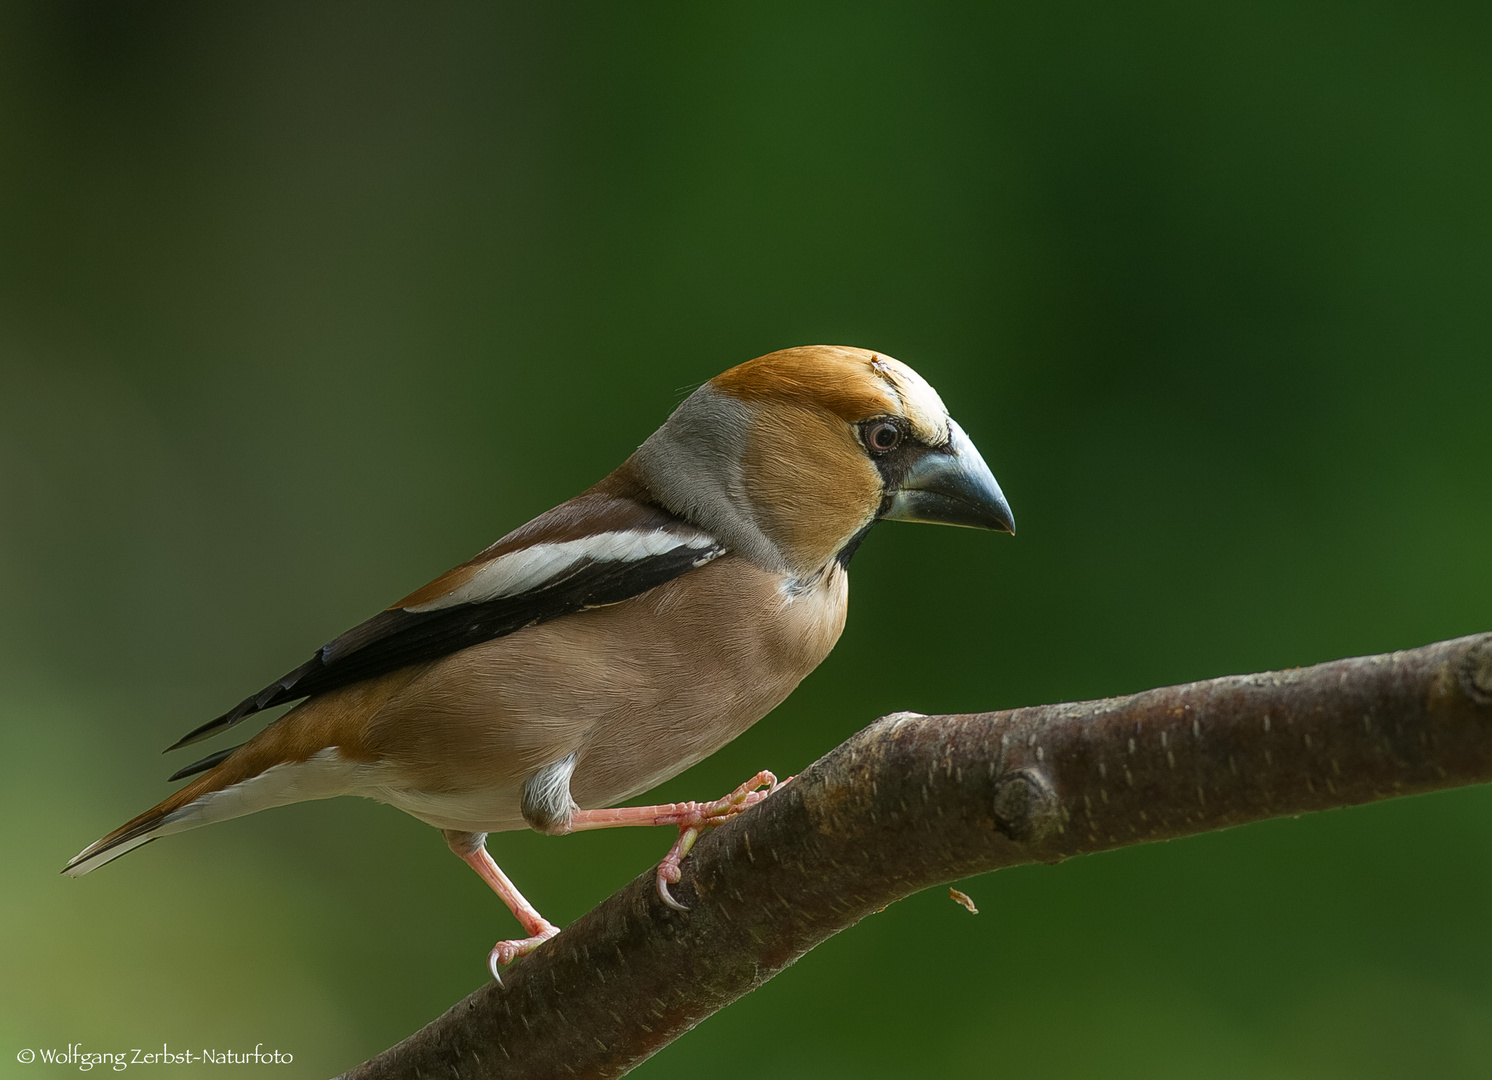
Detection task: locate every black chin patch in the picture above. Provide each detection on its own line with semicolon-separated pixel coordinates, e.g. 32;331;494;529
835;519;879;568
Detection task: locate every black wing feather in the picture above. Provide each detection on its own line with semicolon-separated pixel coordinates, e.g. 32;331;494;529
166;743;246;781
165;540;725;753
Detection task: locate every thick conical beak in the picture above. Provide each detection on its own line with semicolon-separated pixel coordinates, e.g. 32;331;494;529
882;419;1014;534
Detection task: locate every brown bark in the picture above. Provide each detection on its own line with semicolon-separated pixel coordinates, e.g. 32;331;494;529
339;632;1492;1080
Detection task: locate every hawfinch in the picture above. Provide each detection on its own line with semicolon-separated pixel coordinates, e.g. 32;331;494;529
65;345;1014;978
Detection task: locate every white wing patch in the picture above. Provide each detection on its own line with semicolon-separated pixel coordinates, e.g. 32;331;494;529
405;529;722;613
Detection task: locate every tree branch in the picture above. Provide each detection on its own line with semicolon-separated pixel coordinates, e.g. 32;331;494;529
339;632;1492;1080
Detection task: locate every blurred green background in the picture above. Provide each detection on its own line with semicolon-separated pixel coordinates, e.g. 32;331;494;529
3;2;1491;1076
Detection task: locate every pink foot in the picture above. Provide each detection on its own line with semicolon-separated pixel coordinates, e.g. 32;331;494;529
487;920;561;980
566;770;791;911
652;771;787;910
448;835;563;982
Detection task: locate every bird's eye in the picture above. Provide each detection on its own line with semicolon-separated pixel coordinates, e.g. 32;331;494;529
865;421;902;453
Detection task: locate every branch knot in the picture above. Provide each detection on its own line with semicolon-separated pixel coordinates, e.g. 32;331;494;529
991;767;1061;843
1460;634;1492;707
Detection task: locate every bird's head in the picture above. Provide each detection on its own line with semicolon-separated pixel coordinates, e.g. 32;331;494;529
631;345;1014;577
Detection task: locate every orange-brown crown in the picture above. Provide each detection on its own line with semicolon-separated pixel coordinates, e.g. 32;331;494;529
710;345;950;446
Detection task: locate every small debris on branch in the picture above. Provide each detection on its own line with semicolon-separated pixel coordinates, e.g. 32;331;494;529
949;888;979;914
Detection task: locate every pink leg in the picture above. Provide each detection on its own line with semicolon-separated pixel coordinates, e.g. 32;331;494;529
447;834;559;981
567;770;786;910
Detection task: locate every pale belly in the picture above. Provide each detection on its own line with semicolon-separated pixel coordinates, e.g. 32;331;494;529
356;554;849;834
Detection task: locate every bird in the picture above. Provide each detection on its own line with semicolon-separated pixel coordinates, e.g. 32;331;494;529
64;344;1014;979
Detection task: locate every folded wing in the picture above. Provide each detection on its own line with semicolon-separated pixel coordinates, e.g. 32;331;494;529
166;483;724;755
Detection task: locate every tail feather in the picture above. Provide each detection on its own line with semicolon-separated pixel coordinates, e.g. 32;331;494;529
62;764;231;877
63;829;160;877
65;672;405;878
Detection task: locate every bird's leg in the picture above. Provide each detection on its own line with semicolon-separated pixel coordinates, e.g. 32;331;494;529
565;770;786;910
443;830;559;981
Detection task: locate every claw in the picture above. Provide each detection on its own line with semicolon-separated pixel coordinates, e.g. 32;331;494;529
486;922;560;982
657;875;689;912
564;769;786;919
655;826;700;910
648;772;783;910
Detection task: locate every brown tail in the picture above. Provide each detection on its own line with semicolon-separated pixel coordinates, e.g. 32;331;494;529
63;670;409;877
61;769;226;877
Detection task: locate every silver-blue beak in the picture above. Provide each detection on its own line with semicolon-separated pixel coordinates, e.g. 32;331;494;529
882;419;1014;534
